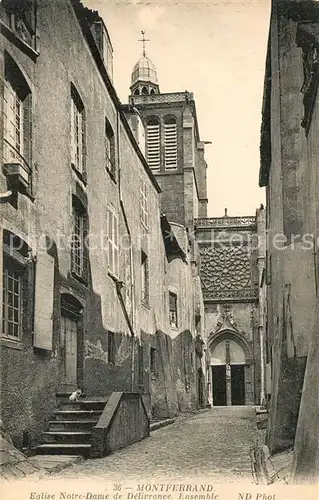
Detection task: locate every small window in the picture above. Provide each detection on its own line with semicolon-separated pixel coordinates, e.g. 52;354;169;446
138;344;144;386
141;250;149;305
164;117;177;169
169;292;178;328
150;347;156;376
107;206;119;278
71;85;86;175
105;118;116;180
108;331;115;364
140;179;148;230
71;201;87;279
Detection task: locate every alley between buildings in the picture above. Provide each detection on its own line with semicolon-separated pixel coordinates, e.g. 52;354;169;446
45;407;257;484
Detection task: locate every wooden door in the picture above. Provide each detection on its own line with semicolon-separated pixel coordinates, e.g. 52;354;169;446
231;364;245;405
212;365;227;406
61;316;77;386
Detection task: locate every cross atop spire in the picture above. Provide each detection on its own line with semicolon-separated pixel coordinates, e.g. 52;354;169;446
138;30;150;57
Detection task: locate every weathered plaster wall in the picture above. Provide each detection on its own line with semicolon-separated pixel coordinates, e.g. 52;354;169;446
265;6;319;458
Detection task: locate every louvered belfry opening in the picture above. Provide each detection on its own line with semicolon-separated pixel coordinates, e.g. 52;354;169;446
164;117;177;169
146;118;160;170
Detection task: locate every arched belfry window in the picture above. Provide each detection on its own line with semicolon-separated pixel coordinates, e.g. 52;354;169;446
164;116;177;169
141;87;148;95
146;117;160;170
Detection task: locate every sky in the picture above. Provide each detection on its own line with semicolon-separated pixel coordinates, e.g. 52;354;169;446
84;0;270;217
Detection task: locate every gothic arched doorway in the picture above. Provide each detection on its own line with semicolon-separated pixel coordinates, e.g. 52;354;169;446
208;331;254;406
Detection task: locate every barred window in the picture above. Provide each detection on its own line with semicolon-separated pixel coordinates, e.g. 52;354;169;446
146;118;160;170
71;85;86;175
164;117;177;169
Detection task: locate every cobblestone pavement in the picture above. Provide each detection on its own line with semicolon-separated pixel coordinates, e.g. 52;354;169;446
45;407;258;484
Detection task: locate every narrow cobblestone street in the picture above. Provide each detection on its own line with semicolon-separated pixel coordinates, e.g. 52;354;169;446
46;407;257;484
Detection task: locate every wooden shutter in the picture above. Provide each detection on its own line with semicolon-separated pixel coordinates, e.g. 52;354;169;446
164;121;177;168
33;252;55;350
146;122;160;169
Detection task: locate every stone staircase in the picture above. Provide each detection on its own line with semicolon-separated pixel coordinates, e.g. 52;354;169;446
36;394;107;458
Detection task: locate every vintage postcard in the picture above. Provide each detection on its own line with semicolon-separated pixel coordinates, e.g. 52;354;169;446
0;0;318;499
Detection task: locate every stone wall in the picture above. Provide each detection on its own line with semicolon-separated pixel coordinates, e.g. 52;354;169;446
0;0;204;448
260;1;319;477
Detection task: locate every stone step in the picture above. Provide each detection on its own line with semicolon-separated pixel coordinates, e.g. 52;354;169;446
58;400;107;411
36;443;91;457
58;402;84;411
42;431;92;444
53;410;102;421
81;400;108;410
48;420;99;432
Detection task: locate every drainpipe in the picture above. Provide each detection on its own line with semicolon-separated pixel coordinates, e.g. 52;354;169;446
116;110;136;392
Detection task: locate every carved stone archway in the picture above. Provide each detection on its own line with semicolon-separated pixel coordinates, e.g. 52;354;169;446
207;329;255;406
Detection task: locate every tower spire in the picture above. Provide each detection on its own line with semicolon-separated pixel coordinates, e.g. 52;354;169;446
138;30;150;57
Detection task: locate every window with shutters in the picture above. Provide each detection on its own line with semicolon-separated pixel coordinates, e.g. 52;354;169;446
169;291;178;328
146;118;160;170
164;117;177;169
107;206;119;278
71;85;86;176
105;117;116;180
3;53;32;186
141;250;149;306
71;200;87;280
140;179;148;230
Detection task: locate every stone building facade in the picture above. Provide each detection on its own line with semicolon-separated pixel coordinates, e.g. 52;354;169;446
125;52;208;412
196;210;265;407
0;0;205;449
259;0;319;483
